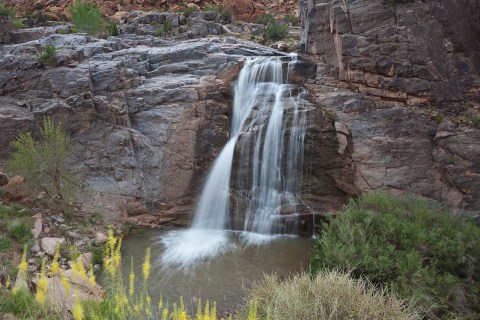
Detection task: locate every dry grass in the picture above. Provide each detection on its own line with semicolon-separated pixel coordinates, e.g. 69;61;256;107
236;270;420;320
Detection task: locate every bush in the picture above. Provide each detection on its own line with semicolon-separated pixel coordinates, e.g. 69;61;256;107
68;2;105;36
235;271;418;320
7;117;81;215
203;4;232;21
37;45;57;65
311;192;480;319
108;21;118;36
257;13;288;42
0;236;12;252
7;220;33;246
0;0;15;18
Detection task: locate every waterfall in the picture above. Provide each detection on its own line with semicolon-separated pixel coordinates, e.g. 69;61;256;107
161;56;309;267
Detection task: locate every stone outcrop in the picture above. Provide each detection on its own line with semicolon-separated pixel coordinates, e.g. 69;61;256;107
0;28;324;220
299;0;480;213
223;0;266;22
0;16;12;44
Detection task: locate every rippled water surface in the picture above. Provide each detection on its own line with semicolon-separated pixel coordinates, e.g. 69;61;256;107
122;228;312;314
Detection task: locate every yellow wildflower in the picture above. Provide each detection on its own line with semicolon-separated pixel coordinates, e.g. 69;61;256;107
210;301;217;320
72;298;84;320
35;259;48;305
196;298;202;320
88;264;96;287
142;247;151;282
18;245;28;273
51;243;60;275
114;239;122;266
107;228;116;252
60;270;70;293
204;300;210;320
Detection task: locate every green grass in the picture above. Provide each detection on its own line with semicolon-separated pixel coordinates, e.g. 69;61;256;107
0;288;61;320
311;191;480;319
7;220;33;247
0;236;13;252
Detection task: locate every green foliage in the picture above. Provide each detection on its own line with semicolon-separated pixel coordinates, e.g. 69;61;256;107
6;117;81;215
37;45;57;65
258;14;289;41
203;4;232;21
454;110;480;128
284;14;298;26
0;236;13;252
235;271;418;320
7;220;33;247
108;22;118;36
12;17;24;29
0;0;15;18
184;6;194;18
68;1;105;36
257;13;275;25
0;288;61;319
311;192;480;319
154;20;173;37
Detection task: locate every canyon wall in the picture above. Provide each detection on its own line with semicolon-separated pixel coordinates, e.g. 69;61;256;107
299;0;480;214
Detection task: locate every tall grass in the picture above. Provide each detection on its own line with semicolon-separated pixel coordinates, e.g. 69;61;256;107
235;271;418;320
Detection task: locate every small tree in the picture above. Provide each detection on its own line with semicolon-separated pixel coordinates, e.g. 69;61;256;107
68;2;105;36
6;117;80;215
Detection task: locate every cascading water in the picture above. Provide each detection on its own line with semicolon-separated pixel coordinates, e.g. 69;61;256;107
161;56;310;267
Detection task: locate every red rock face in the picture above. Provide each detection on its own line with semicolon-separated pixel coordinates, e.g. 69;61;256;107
223;0;265;22
4;0;296;22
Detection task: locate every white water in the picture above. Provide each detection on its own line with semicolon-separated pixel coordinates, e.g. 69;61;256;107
161;57;309;267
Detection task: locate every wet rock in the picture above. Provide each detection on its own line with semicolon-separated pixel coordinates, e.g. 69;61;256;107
41;237;65;256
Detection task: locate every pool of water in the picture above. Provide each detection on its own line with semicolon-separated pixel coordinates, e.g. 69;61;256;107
121;227;313;314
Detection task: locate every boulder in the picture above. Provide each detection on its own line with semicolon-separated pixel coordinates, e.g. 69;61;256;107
31;213;43;238
40;237;65;256
94;232;108;245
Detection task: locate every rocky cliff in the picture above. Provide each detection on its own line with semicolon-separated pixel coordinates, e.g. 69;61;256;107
1;11;353;226
299;0;480;214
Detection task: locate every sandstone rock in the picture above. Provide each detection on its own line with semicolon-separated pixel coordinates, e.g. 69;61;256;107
95;232;108;245
3;175;27;201
41;237;65;256
31;213;43;238
76;252;93;270
45;269;103;313
223;0;265;22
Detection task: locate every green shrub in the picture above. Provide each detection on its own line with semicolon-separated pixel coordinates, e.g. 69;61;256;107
257;14;288;41
184;6;194;18
0;0;15;18
12;17;24;29
154;20;173;37
235;271;418;320
37;45;57;65
68;2;105;36
284;14;298;26
311;192;480;319
7;117;81;215
108;21;118;36
7;220;33;246
0;236;12;252
203;4;232;21
257;13;275;26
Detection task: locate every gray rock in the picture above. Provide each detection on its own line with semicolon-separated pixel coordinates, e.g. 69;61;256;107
41;237;65;256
